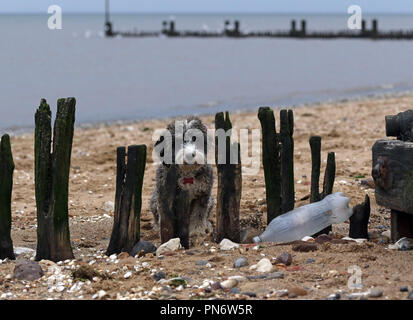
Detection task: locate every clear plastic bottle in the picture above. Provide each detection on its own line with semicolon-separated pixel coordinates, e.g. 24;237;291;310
253;192;353;243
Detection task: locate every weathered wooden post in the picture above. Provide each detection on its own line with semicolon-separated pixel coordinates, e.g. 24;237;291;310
0;134;15;260
215;112;242;243
361;19;366;36
301;20;307;36
372;19;378;37
309;136;336;236
280;109;295;213
290;20;297;36
309;136;322;204
372;110;413;241
35;98;75;262
258;107;282;224
349;195;370;239
234;20;240;36
106;145;146;255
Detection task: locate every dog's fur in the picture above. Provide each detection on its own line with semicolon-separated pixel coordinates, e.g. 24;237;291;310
150;117;214;237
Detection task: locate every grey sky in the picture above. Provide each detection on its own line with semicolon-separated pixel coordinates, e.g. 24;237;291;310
1;0;412;14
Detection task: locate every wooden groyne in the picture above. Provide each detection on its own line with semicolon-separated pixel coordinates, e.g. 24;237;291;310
103;1;413;41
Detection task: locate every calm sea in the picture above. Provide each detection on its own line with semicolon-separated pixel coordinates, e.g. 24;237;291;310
1;13;413;132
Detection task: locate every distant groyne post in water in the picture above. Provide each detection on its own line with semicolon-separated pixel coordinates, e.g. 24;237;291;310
301;20;307;37
372;19;378;38
290;20;297;36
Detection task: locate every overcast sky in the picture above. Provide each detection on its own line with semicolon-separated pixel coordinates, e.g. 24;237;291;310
1;0;412;14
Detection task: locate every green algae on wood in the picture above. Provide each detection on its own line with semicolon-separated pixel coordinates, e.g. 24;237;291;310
35;98;76;262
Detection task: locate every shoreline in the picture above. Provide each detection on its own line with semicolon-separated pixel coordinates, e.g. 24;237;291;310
3;89;413;137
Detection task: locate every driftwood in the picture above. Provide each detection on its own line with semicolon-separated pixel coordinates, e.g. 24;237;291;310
309;136;336;237
258;107;281;223
385;110;413;142
0;134;15;259
349;195;371;239
106;145;146;255
215;112;241;243
372;138;413;240
35;98;75;262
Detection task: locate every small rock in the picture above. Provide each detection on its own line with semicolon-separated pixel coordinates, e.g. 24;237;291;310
247;274;267;280
14;247;35;257
292;242;318;252
301;236;315;242
228;275;246;282
360;178;375;188
369;289;383;298
123;271;132;279
13;259;44;281
234;257;248;268
153;271;166;282
381;230;391;239
195;260;209;266
103;201;114;213
117;252;130;260
395;237;413;251
305;258;316;264
242;292;256;297
288;287;307;297
342;237;367;243
219;239;240;250
407;290;413;300
400;286;409;292
274;252;292;266
256;258;273;273
220;279;238;289
288;293;297;298
230;288;240;294
211;282;221;290
131;240;157;257
277;289;289;297
315;234;332;244
98;290;107;299
156;238;182;257
266;272;284;280
327;293;341;300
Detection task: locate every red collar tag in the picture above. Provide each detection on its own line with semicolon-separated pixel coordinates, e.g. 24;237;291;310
183;177;194;184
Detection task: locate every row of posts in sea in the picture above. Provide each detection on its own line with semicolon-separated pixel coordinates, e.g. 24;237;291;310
104;18;413;40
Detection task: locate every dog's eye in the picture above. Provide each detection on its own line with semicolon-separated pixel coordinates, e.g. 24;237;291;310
192;136;196;142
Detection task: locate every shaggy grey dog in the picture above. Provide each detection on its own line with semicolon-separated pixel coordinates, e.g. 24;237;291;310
150;117;214;237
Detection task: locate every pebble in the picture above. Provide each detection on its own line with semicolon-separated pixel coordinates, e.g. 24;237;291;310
288;287;308;297
305;258;316;264
123;271;132;279
152;271;166;282
14;247;36;257
195;260;209;266
156;238;182;257
327;293;341;300
230;288;241;294
292;242;318;252
301;236;315;242
228;275;246;282
381;230;391;239
234;257;248;268
103;201;114;213
242;292;257;297
369;289;383;298
400;286;409;292
219;239;240;251
130;240;157;257
247;275;267;280
13;259;44;281
408;290;413;300
255;258;273;273
266;272;284;280
220;279;238;290
211;282;221;290
274;252;292;266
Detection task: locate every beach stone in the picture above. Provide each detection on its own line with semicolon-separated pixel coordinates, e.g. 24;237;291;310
152;271;166;282
103;201;114;213
156;238;182;257
117;252;130;259
230;288;240;294
256;258;273;273
234;257;248;268
242;292;257;297
220;279;238;290
247;274;267;280
396;237;413;251
266;272;284;280
228;275;246;282
13;259;44;281
327;293;341;300
288;287;308;297
400;286;409;292
292;242;318;252
211;282;221;290
301;236;315;242
381;230;391;240
240;228;261;244
305;258;316;264
219;239;239;250
195;260;209;266
274;252;292;266
131;240;157;257
14;247;35;257
369;289;383;298
315;234;332;244
407;290;413;300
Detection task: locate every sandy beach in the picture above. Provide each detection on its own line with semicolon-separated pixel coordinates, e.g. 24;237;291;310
1;93;413;300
